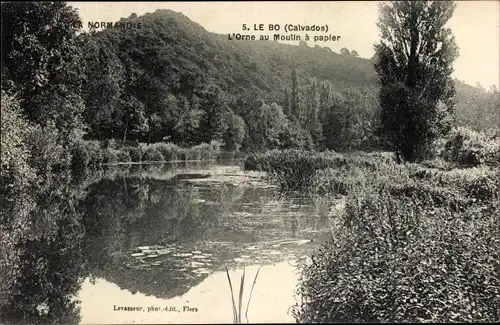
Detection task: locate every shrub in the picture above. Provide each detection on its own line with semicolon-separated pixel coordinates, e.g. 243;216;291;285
0;90;36;229
70;140;90;171
86;141;104;168
441;127;499;168
116;149;131;163
127;146;142;162
104;138;120;150
293;190;499;323
25;123;65;175
102;148;119;164
141;146;164;162
150;142;181;161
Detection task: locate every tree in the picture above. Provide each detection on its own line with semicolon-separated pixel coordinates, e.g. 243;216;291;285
1;2;85;139
374;1;459;162
246;100;289;151
82;36;125;139
351;50;359;57
223;112;246;151
290;68;301;124
304;78;323;148
340;48;350;55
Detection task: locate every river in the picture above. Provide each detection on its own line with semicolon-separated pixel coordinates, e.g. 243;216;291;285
3;160;336;324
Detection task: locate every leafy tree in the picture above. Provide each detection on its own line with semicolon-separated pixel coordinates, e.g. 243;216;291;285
121;96;149;143
1;2;85;140
173;95;204;146
374;1;459;162
81;34;126;139
318;80;334;122
283;89;291;117
340;48;350;56
198;85;229;143
304;78;323;148
290;68;301;123
246;100;289;151
223;112;246;151
0;91;35;229
351;50;359;57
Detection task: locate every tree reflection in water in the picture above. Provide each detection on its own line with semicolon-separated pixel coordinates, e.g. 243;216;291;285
1;171;87;325
1;162;328;324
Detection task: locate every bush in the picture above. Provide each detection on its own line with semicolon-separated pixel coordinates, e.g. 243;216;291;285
141;146;164;162
116;149;131;163
441;127;499;168
293;190;499;323
0;91;36;228
127;146;142;162
25;123;66;175
150;142;181;161
86;141;104;168
70;140;90;171
102;148;120;164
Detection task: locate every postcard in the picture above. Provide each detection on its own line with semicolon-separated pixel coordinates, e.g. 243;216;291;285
1;1;498;324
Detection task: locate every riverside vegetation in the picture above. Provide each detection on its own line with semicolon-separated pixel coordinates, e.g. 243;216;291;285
244;130;499;322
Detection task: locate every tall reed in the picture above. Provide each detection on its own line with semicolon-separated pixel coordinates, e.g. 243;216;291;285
225;266;261;323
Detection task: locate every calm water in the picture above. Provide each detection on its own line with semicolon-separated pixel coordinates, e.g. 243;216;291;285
2;160;337;324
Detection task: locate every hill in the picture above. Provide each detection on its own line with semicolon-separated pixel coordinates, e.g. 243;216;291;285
82;9;499;150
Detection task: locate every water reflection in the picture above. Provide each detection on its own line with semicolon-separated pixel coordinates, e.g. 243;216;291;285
1;172;87;325
1;161;335;324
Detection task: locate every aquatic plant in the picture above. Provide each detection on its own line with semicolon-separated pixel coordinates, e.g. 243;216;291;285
225;266;260;324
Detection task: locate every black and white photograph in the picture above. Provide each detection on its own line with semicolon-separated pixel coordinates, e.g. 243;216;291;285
1;1;499;324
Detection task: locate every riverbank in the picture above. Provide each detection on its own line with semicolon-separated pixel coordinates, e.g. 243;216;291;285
70;140;225;171
244;149;499;322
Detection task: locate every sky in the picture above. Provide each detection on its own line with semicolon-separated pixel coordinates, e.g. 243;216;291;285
72;1;500;89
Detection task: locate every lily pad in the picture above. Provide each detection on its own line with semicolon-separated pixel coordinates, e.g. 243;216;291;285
190;261;205;268
193;268;210;274
192;255;208;259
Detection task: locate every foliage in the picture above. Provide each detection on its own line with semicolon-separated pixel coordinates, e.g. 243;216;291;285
293;188;499;322
70;139;91;171
0;91;34;185
454;82;500;133
26;123;67;176
0;92;36;267
127;146;143;162
374;1;458;162
102;148;120;164
141;146;164;162
277;149;500;323
1;1;85;141
225;266;260;324
151;142;182;162
244;150;398;193
86;141;104;168
440;127;499;168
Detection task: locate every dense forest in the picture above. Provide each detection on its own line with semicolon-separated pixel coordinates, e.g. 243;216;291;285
3;5;497;159
78;9;499;152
